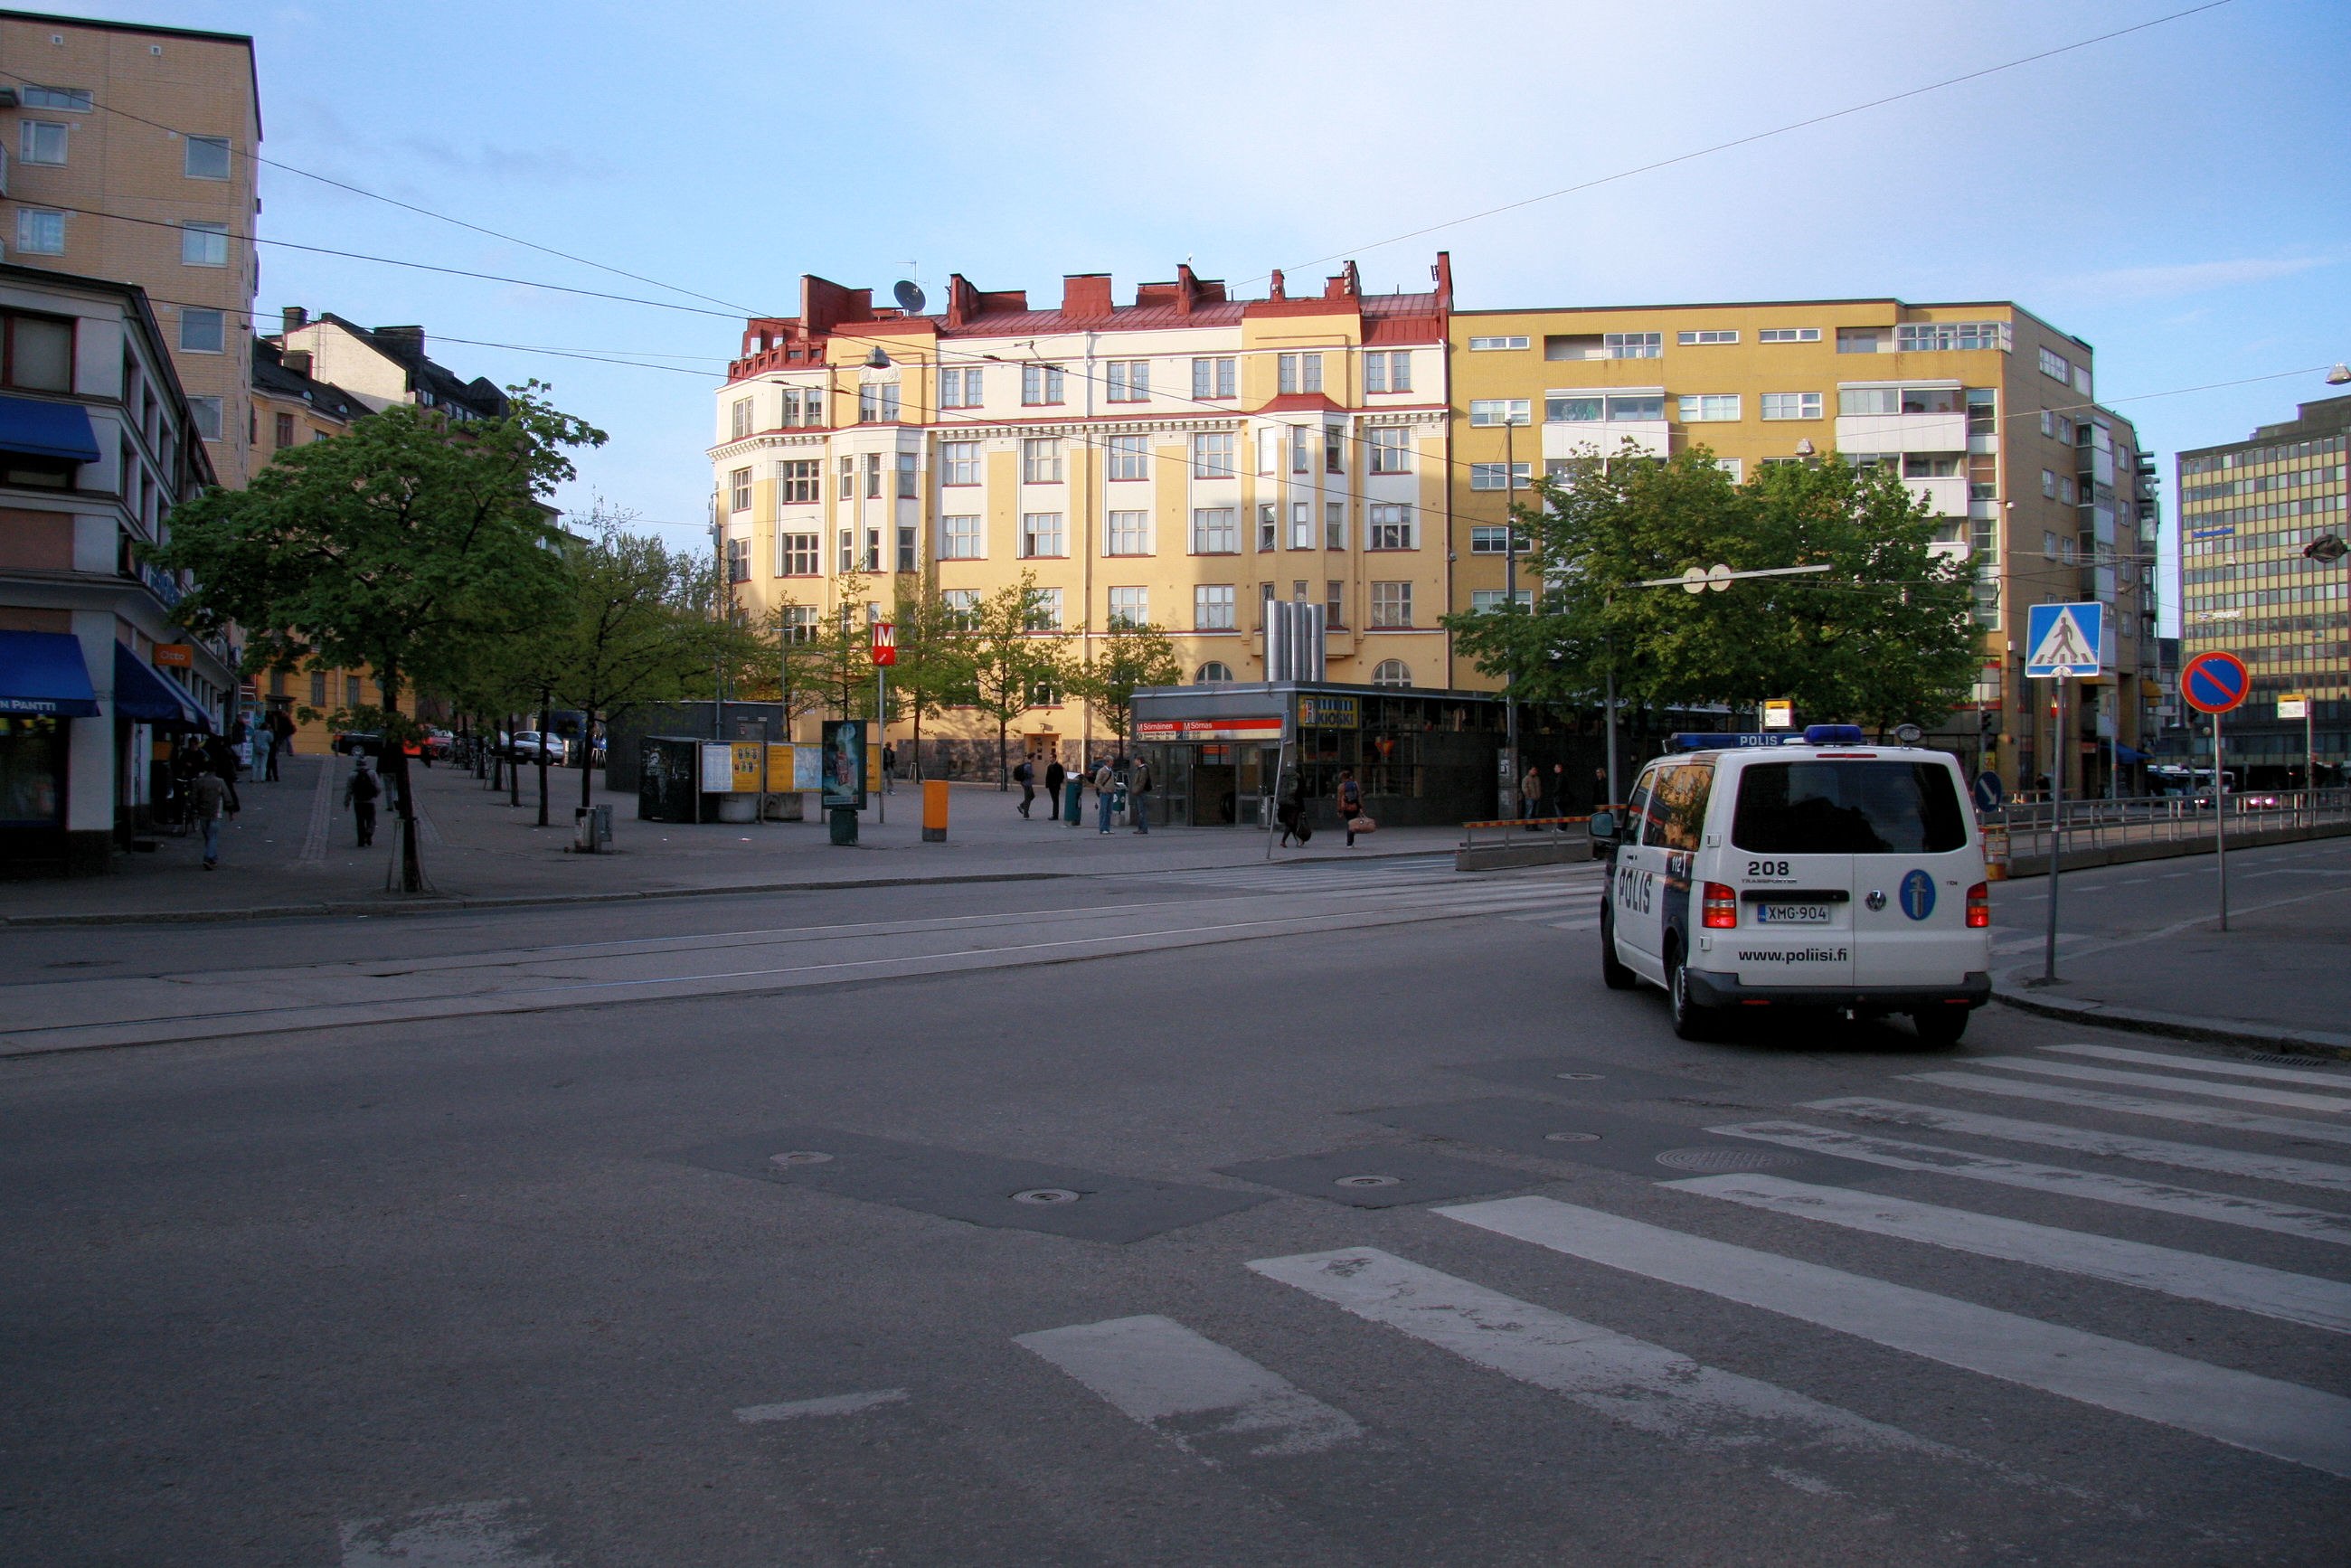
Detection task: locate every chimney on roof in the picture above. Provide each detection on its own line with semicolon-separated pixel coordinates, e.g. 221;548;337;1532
373;326;425;357
1062;274;1113;317
283;349;312;378
281;306;307;336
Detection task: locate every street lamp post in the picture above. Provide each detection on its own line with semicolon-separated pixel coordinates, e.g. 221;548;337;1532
2308;531;2348;789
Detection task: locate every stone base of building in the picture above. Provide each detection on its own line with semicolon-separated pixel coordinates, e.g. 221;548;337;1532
0;827;113;878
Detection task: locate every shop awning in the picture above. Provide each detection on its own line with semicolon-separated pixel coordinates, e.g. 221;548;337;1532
0;629;100;717
0;395;100;464
2113;741;2150;763
112;641;212;729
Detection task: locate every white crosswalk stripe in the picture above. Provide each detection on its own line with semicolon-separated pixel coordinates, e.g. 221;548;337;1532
1147;857;1600;931
2044;1042;2351;1091
1967;1055;2351;1116
1907;1070;2351;1147
1437;1195;2351;1479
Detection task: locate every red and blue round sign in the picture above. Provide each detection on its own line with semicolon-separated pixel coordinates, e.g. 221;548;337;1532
2181;651;2249;715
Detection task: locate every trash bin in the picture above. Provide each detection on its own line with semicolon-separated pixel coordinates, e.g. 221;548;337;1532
574;803;613;852
828;805;859;845
922;779;949;843
1062;778;1082;826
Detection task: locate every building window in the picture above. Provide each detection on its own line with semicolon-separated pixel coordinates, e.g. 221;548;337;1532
1605;331;1661;359
1020;512;1064;558
863;452;883;498
1364;351;1412;392
1277;353;1323;394
309;670;327;707
1192;432;1235;478
939;440;980;486
1898;321;2009;353
1108;586;1148;628
1194;584;1236;630
1546;395;1602;422
1022;438;1062;483
274;411;296;448
2040;468;2057;499
1469;399;1531;427
1326;425;1345;474
729;467;752;512
939;366;982;408
1257;504;1277;553
1025;588;1062;631
1902;454;1959;478
14;210;66;255
174;307;226;356
1468;335;1529;352
857;383;900;422
19;120;68;165
1608;394;1664;420
1325;580;1345;628
894;452;917;499
777;605;818;645
1677;394;1741;422
726;537;751;583
1714;458;1744;482
731;398;752;439
188;396;222;440
941;590;981;630
836;529;855;573
1837;327;1888;354
1106;509;1149;555
1104;360;1150;401
1370;582;1413;628
1195;660;1233;683
1192;506;1238;553
780;532;821;575
1676;329;1738;345
939;515;985;560
1471;589;1534;613
1367;504;1415;550
1326;501;1345;551
897;524;917;572
1290;429;1313;475
1838;387;1901;417
2038;347;2070;383
1021;364;1065;405
1105;433;1148;480
1469;525;1525;554
1191;356;1237;399
1368;427;1412;473
795;387;826;426
1760;392;1822;420
779;458;821;503
1758;327;1820;344
184;135;231;179
3;313;75;392
22;86;92;112
1468;464;1530;492
1289;502;1314;550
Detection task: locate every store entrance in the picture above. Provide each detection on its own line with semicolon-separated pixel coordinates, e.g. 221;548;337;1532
1191;744;1238;825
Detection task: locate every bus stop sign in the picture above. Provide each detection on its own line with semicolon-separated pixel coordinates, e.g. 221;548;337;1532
2181;651;2248;714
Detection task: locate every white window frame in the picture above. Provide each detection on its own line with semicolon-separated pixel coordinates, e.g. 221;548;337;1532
178;221;230;268
1676;329;1738;345
1019;512;1065;558
939;514;986;560
1191;506;1238;554
19;119;68;165
779;531;821;576
1021;364;1066;405
1757;327;1820;344
1676;394;1741;423
1468;335;1529;352
1108;587;1148;628
1366;504;1415;550
178;307;225;354
1026;588;1063;631
2038;347;2070;383
1371;658;1412;687
1370;581;1413;628
730;397;752;439
1192;432;1235;478
1289;501;1314;550
729;467;751;512
1368;426;1412;473
183;134;231;179
1194;583;1236;630
1605;331;1662;360
14;209;65;255
1104;359;1150;402
1325;501;1345;551
1838;386;1901;417
1022;438;1063;484
1470;589;1534;613
1760;392;1822;420
1469;399;1532;427
1105;509;1150;556
939;440;980;486
1468;463;1530;492
1105;433;1148;480
1276;353;1325;394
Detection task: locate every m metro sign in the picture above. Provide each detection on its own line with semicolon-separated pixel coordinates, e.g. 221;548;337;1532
870;620;896;666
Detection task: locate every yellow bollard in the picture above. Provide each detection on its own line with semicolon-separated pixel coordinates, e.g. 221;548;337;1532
922;779;949;843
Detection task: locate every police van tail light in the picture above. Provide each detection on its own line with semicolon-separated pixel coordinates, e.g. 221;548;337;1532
1966;883;1990;928
1702;882;1739;929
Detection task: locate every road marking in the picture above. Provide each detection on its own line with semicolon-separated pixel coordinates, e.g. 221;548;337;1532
340;1499;557;1566
1014;1314;1361;1461
1245;1245;1975;1496
2044;1043;2351;1091
1711;1121;2351;1247
1908;1071;2351;1148
734;1387;909;1423
1438;1195;2351;1479
1810;1098;2351;1196
1969;1056;2351;1116
1667;1173;2351;1335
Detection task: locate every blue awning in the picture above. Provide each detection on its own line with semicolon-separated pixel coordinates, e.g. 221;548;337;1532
0;629;100;717
0;395;100;464
2113;741;2150;763
112;641;211;729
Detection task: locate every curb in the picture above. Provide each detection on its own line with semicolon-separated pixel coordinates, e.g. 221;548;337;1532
1991;983;2351;1063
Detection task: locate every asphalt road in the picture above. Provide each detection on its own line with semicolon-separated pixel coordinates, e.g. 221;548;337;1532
3;852;2346;1564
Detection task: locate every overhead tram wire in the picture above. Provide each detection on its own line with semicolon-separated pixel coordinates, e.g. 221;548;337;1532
1253;0;2238;283
0;67;762;318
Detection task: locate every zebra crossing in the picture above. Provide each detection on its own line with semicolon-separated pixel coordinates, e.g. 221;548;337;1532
965;1036;2351;1508
1146;854;1603;932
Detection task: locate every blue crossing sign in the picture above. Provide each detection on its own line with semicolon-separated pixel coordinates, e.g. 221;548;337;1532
2025;602;2103;679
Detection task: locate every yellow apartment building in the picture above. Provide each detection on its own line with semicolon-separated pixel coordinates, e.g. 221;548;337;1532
1449;300;2160;794
0;11;260;491
711;259;1454;770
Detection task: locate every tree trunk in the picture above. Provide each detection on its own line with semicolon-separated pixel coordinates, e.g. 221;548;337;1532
581;707;595;810
507;711;521;808
912;704;924;782
385;669;424;893
536;689;551;827
996;716;1008;789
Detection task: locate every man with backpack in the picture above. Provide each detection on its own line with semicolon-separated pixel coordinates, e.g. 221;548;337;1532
1093;758;1117;834
1127;753;1151;834
342;756;381;848
1013;756;1035;817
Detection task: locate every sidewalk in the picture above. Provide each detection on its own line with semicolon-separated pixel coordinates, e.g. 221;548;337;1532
0;755;1463;927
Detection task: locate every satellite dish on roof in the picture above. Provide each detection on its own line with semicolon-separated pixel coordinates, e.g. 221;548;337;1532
892;279;927;314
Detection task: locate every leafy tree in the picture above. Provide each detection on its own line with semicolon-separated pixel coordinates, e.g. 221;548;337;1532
1072;619;1182;749
963;571;1070;788
889;581;977;779
150;385;602;890
745;591;834;739
807;565;883;721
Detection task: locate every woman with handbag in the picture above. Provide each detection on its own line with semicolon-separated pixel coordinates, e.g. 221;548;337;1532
1336;768;1366;847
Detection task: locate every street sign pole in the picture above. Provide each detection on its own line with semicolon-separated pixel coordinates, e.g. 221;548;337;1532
2214;707;2226;932
876;663;886;826
2180;649;2249;935
2022;602;2103;986
2044;677;2064;983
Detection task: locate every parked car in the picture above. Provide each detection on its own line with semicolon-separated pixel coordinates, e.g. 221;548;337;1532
332;730;381;757
504;731;567;764
421;726;456;760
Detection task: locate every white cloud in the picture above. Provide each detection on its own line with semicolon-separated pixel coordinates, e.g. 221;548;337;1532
2063;255;2335;300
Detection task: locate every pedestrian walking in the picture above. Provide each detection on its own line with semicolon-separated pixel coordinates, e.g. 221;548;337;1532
204;734;243;815
1093;758;1117;834
883;742;896;795
1013;756;1035;817
189;766;230;870
1043;759;1065;820
1521;763;1544;829
254;723;276;785
1592;767;1610;810
342;757;381;848
1275;770;1307;847
1128;752;1152;834
1336;768;1364;846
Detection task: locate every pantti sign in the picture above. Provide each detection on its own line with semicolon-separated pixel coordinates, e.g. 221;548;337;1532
1137;715;1283;742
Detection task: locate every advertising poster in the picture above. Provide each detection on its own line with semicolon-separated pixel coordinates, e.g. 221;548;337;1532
792;742;823;791
820;720;866;809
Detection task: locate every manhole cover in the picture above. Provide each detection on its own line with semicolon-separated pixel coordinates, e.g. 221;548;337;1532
1654;1147;1805;1174
1012;1187;1082;1205
1334;1175;1402;1189
770;1150;834;1167
1544;1131;1601;1144
1554;1072;1605;1082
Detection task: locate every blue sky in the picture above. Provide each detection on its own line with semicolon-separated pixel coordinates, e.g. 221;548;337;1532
97;1;2351;623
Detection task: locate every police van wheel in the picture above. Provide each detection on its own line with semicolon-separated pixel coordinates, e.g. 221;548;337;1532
1910;1007;1969;1047
1666;949;1719;1041
1600;910;1638;990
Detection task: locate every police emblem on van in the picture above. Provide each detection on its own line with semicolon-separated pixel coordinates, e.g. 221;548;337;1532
1899;869;1937;921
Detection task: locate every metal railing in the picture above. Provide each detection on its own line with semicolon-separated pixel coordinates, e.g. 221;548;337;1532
1987;788;2351;868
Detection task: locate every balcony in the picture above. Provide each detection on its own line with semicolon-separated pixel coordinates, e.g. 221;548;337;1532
1543;419;1667;462
1902;475;1969;518
1836;411;1968;453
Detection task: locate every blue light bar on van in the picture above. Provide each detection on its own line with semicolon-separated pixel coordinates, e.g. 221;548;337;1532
1666;724;1872;752
1801;724;1867;744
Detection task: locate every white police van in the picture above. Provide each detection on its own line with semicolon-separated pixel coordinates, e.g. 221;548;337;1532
1591;725;1991;1043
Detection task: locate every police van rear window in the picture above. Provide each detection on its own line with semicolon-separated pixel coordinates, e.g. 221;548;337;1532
1732;761;1967;855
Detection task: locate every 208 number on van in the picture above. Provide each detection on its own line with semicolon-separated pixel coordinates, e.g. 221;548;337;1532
1746;860;1790;878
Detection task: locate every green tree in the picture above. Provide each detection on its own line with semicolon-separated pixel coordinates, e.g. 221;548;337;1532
1072;619;1182;749
964;571;1069;788
150;385;603;890
748;591;834;738
809;566;882;721
889;581;977;779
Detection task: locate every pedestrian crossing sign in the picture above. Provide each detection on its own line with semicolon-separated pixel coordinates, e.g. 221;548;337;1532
2024;602;2103;679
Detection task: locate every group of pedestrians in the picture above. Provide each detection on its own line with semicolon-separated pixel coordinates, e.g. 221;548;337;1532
1011;753;1153;834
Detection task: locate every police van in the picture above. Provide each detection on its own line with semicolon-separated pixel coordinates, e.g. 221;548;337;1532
1591;726;1991;1044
